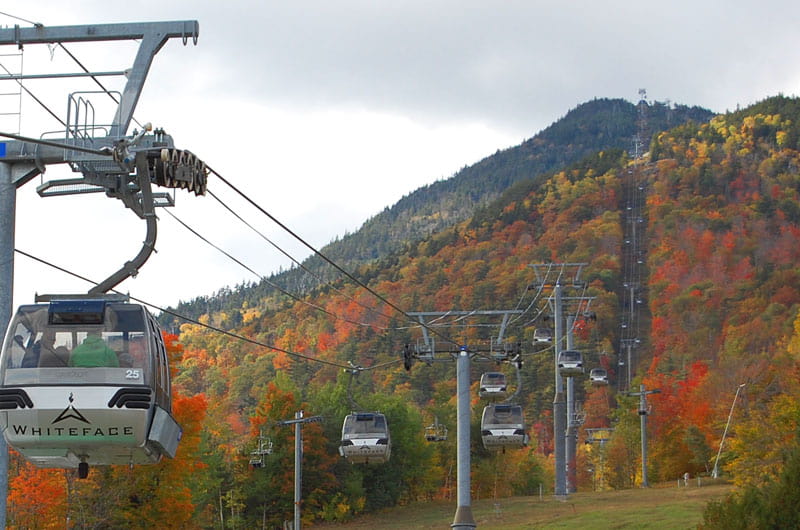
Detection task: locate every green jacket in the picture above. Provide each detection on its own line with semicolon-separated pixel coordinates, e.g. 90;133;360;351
69;336;120;367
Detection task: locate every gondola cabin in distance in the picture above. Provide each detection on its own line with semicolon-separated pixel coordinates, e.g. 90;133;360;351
339;412;391;464
0;295;182;478
480;403;529;451
478;371;508;399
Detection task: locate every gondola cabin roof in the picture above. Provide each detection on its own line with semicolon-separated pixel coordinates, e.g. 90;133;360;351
481;403;524;426
342;412;389;435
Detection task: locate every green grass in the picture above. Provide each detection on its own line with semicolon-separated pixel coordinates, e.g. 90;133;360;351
315;481;732;529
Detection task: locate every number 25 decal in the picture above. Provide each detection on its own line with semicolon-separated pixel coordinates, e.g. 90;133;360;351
125;369;141;379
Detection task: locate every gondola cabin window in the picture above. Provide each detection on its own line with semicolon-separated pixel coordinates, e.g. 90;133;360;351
1;303;152;386
344;413;386;435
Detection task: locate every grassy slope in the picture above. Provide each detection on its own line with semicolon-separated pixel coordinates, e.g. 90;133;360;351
316;481;732;529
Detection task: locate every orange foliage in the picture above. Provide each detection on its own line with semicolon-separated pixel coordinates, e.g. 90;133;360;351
131;392;208;528
317;331;336;352
272;351;292;371
8;460;66;528
163;332;184;379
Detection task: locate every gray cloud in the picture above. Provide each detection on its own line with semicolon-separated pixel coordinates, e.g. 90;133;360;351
179;0;800;135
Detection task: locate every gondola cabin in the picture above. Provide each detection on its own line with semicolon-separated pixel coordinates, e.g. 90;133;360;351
533;328;553;343
480;404;528;450
558;350;584;377
0;297;182;478
589;368;609;385
339;412;391;464
479;372;508;398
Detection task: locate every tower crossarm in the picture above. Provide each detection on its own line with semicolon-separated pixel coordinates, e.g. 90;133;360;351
0;21;199;138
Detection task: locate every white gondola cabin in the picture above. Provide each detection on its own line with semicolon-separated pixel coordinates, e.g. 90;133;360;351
533;328;553;343
339;412;391;464
481;404;529;450
589;368;609;385
558;350;584;377
0;297;182;478
479;371;508;398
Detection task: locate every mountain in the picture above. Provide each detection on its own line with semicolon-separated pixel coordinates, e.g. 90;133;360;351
290;98;711;277
17;95;800;527
162;97;712;328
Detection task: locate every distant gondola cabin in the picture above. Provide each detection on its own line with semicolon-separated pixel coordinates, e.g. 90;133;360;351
533;328;553;343
479;372;508;398
558;350;584;377
590;368;609;385
339;412;391;464
481;404;528;450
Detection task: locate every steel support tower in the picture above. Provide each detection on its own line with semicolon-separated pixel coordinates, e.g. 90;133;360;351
406;309;524;529
529;263;593;496
0;20;201;526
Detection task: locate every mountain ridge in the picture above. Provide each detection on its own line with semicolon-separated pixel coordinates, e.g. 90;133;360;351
162;96;712;327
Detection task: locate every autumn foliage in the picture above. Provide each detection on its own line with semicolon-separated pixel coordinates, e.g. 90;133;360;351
10;95;800;524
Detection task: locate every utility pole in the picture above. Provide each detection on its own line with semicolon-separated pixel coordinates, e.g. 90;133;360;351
276;411;323;530
0;21;200;527
629;384;660;487
405;310;523;529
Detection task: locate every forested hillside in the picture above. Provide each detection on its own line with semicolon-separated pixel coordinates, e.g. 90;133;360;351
162;98;712;328
11;96;800;528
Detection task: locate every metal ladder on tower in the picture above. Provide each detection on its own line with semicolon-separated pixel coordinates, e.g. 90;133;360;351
0;48;23;135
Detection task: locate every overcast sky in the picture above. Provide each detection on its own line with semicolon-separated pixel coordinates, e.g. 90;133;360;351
3;0;800;311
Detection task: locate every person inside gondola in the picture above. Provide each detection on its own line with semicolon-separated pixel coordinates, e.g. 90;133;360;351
26;330;69;367
128;335;146;368
19;335;38;368
69;330;120;367
22;329;67;368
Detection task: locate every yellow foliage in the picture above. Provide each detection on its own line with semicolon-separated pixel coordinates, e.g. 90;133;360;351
242;308;261;324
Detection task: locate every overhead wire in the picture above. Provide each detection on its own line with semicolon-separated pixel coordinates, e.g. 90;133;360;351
0;11;41;27
208;166;466;350
0;18;409;372
207;169;560;361
1;27;528;358
56;42;145;131
11;248;400;371
162;207;397;332
206;189;409;329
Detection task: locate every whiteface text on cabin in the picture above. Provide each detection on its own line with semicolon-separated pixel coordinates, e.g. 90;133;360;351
11;424;135;437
